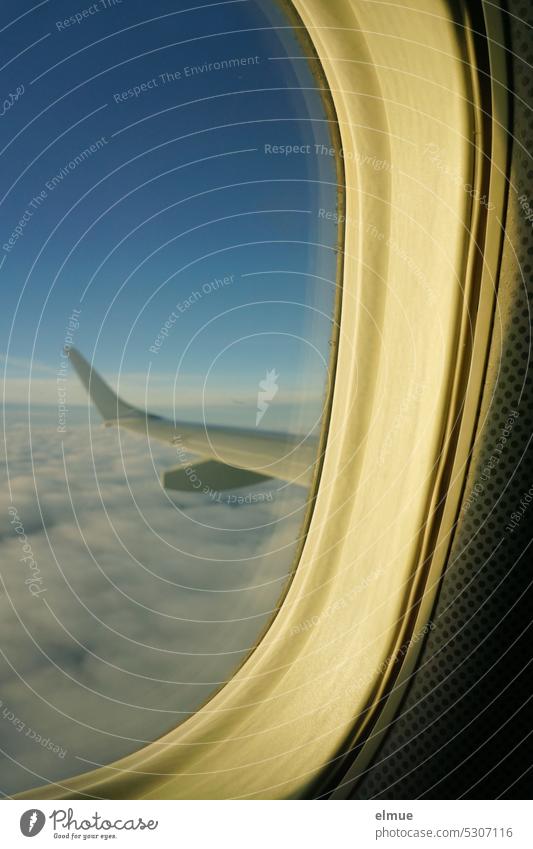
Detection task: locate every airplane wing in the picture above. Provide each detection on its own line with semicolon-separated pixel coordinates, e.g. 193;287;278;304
67;348;317;492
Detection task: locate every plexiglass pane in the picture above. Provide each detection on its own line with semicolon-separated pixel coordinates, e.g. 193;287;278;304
0;0;339;794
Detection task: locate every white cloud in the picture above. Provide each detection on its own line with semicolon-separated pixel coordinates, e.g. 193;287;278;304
0;417;309;794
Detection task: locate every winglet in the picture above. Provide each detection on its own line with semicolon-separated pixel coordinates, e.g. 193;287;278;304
66;348;136;422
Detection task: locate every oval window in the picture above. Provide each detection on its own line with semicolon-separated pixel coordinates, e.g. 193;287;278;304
0;0;340;793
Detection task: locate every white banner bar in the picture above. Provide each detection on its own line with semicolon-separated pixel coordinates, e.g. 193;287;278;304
1;800;531;848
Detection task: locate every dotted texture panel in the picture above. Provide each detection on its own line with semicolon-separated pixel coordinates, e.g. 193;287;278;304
348;0;533;800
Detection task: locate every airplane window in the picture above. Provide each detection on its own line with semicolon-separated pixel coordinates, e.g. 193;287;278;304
0;0;340;793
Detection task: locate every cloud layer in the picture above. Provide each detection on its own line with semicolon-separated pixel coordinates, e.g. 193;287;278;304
0;412;309;795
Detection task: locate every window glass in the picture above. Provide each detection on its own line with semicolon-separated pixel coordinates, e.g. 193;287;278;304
0;0;339;794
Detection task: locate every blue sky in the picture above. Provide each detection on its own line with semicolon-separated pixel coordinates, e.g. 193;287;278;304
1;0;339;429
